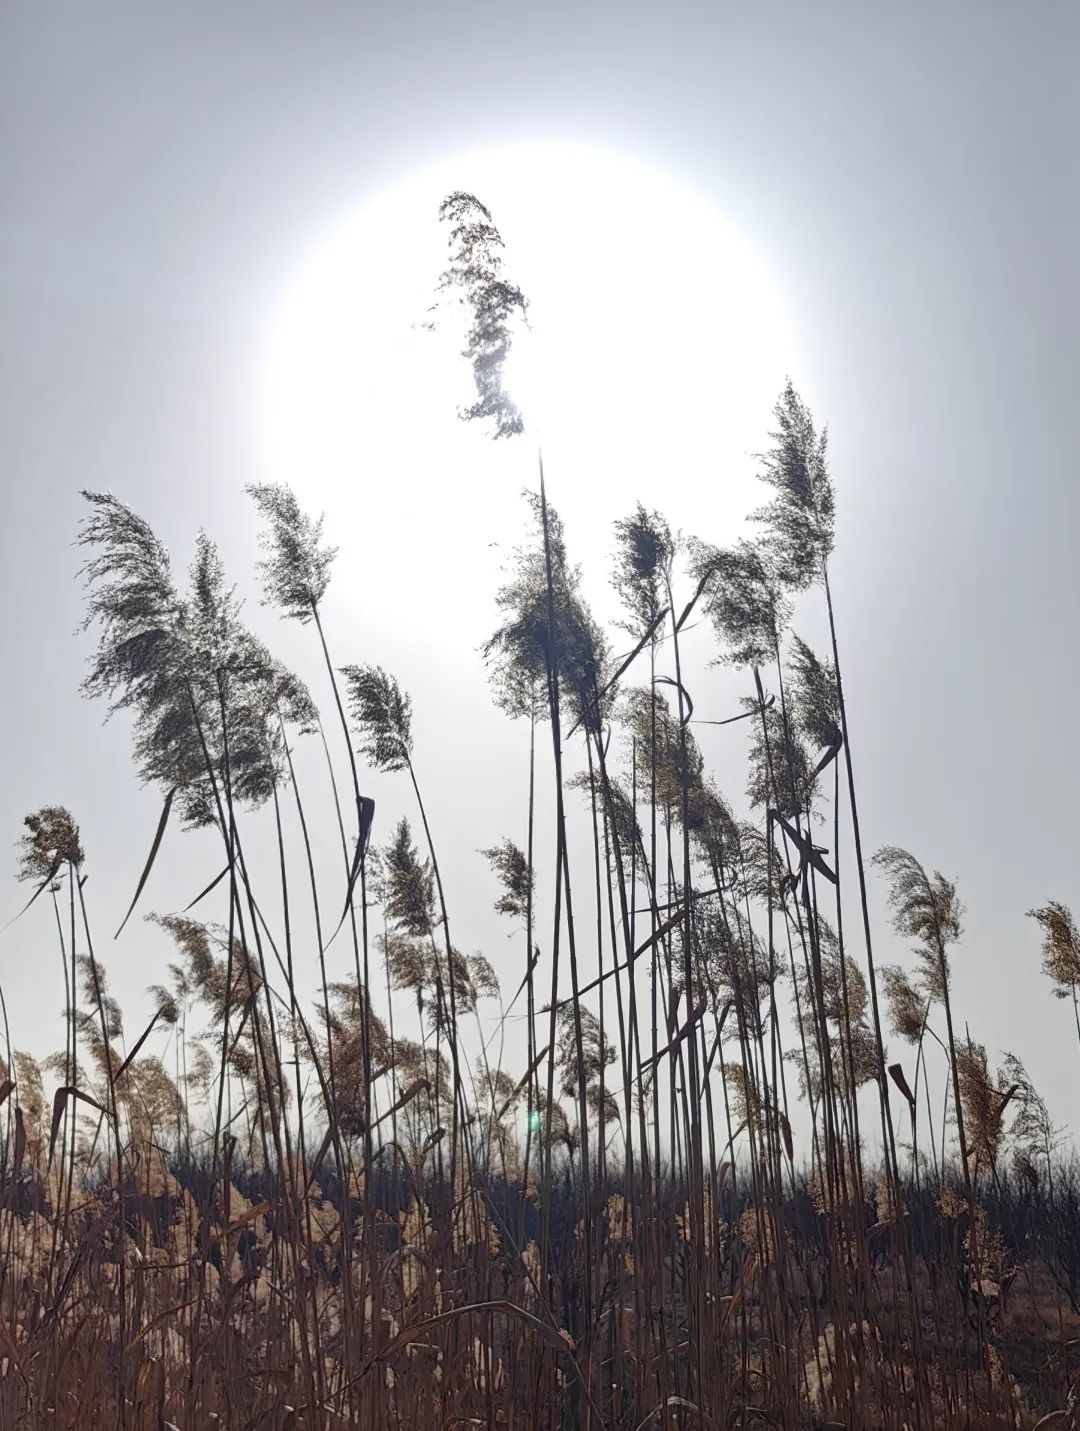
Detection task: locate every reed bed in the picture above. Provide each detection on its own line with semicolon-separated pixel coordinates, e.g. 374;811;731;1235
1;194;1077;1430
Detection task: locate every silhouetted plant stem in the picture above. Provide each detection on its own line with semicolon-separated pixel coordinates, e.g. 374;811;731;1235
586;744;610;1184
519;704;538;1247
403;757;472;1186
310;616;379;1151
218;759;329;1410
825;569;932;1423
75;872;126;1427
535;466;594;1378
665;580;705;1265
831;756;866;1202
823;568;902;1189
272;766;306;1160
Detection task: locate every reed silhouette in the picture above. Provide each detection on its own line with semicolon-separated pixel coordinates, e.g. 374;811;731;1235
0;195;1076;1430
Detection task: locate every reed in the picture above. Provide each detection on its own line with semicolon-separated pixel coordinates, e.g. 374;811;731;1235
0;196;1074;1429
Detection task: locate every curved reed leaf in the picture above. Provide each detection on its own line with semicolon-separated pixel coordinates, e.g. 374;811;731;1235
114;786;176;938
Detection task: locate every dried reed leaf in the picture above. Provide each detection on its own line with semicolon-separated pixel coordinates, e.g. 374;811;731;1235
693;699;771;727
565;605;668;738
305;1126;338;1191
810;725;843;780
665;984;681;1039
494;1045;549;1123
654;674;694;725
367;1299;573;1368
543;911;682;1012
722;1252;756;1327
48;1085;110;1170
227;1201;270;1234
634;1396;720;1431
130;1300;199;1348
184;862;231;911
644;998;708;1072
115;786;176;938
114;1006;169;1081
675;569;715;633
374;1077;430;1129
780;1113;794;1162
997;1082;1021;1118
888;1062;916;1112
1;858;62;933
133;1356;164;1412
329;795;377;949
769;809;837;886
420;1127;444;1155
13;1106;26;1173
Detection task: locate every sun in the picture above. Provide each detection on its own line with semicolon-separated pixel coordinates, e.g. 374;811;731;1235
256;142;798;628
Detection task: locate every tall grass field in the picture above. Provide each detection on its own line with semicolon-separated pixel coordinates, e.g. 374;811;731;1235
2;193;1078;1430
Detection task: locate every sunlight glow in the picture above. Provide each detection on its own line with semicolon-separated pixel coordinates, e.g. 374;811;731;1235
259;143;798;528
254;142;800;665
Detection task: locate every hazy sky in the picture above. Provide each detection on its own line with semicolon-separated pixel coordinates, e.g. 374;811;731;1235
3;3;1079;1148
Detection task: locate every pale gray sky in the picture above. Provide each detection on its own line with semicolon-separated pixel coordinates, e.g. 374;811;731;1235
3;3;1078;1148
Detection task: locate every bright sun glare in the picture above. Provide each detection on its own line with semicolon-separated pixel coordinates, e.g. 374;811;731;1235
255;142;801;668
260;143;797;538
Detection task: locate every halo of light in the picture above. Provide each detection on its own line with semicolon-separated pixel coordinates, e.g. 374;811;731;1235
257;142;799;631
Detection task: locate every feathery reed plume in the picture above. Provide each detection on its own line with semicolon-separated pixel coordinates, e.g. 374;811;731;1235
623;686;702;812
1028;902;1080;1021
345;677;471;1172
738;818;788;908
819;949;881;1095
743;696;816;819
437;191;528;438
467;951;500;1003
17;807;84;884
683;779;739;871
787;635;841;751
12;1050;47;1164
340;664;413;773
790;943;881;1105
555;1005;617;1104
723;1061;763;1136
246;481;338;621
693;898;769;1035
692;540;790;670
485;492;610;733
150;915;262;1041
759;385;910;1307
78;494;297;832
873;847;962;1003
569;767;641;864
1001;1051;1061;1176
318;981;389;1139
612;504;674;637
482;839;533;921
77;492;199;795
145;982;181;1030
382;819;435;939
881;964;927;1044
874;845;970;1197
955;1039;1011;1178
752;379;835;591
